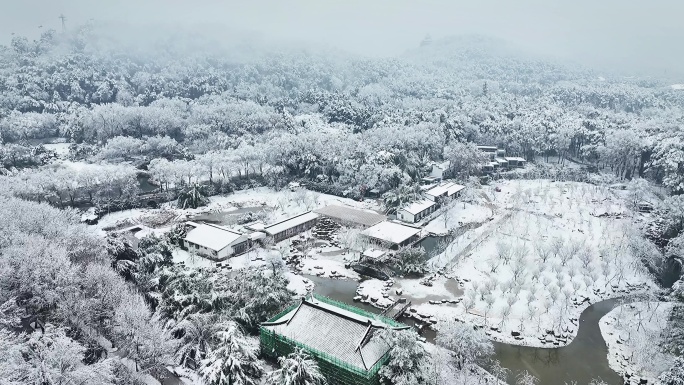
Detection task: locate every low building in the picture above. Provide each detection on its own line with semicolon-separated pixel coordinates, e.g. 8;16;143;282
361;248;389;263
446;183;466;198
504;156;526;168
430;160;451;181
477;145;498;160
361;221;421;249
420;176;440;185
243;221;266;232
494;157;509;169
425;182;466;202
111;224;153;250
396;199;437;223
637;201;654;213
183;222;249;260
483;161;499;173
260;295;408;385
314;205;386;228
264;211;320;242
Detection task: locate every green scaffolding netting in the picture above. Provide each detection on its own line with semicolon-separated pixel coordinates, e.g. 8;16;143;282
260;294;404;385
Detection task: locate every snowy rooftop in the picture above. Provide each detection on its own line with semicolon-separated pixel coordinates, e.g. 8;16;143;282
477;145;498;151
262;297;399;371
505;157;526;162
314;205;386;227
361;221;421;245
264;212;319;235
426;182;464;198
495;157;508;163
425;183;451;197
362;248;388;260
447;183;465;195
399;199;436;215
244;221;265;231
184;223;245;251
248;232;267;241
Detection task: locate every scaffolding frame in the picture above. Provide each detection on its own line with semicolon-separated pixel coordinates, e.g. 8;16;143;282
260;294;402;385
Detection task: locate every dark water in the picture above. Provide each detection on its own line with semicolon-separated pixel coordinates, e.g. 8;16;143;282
417;235;443;255
137;174;159;193
661;256;682;288
304;274;379;314
306;275;623;385
492;299;623;385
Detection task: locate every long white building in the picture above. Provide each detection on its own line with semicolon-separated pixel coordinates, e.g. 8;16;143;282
184;222;249;260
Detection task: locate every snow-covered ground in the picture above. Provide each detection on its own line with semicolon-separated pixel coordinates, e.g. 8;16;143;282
96;187;380;231
298;247;359;279
599;302;676;384
196;187;379;223
424;202;493;235
354;180;657;347
97;180;659;350
172;248;216;269
356;276;464;308
357;279;395;308
43;142;71;157
423;342;507;385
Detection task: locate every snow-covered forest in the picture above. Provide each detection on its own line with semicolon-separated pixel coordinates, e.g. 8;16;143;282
1;16;683;385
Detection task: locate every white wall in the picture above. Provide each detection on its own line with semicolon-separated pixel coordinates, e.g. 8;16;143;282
397;209;416;223
184;240;233;260
430;167;445;179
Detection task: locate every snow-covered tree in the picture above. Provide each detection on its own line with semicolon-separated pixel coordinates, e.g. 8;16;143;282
516;370;539;385
200;322;263;385
436;320;493;370
177;183;209;209
443;142;488;178
0;325;115;385
659;356;684;385
265;349;327;385
378;329;431;385
391;247;428;276
175;314;225;369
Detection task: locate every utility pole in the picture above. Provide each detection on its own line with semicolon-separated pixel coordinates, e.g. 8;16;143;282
59;14;66;32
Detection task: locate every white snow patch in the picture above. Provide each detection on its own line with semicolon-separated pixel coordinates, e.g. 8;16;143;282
424;202;493;235
599;302;676;383
172;248;215;269
44;142;71;156
380;180;656;347
356;279;395;308
285;272;313;296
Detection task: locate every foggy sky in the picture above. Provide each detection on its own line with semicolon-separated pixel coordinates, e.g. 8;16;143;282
1;0;682;77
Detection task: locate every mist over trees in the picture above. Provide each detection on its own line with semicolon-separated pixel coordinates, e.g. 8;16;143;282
2;24;684;197
0;19;683;385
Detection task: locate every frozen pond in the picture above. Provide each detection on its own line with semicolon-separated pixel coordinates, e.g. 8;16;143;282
306;275;623;385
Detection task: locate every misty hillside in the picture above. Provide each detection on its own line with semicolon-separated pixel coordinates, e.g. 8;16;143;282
0;19;683;385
